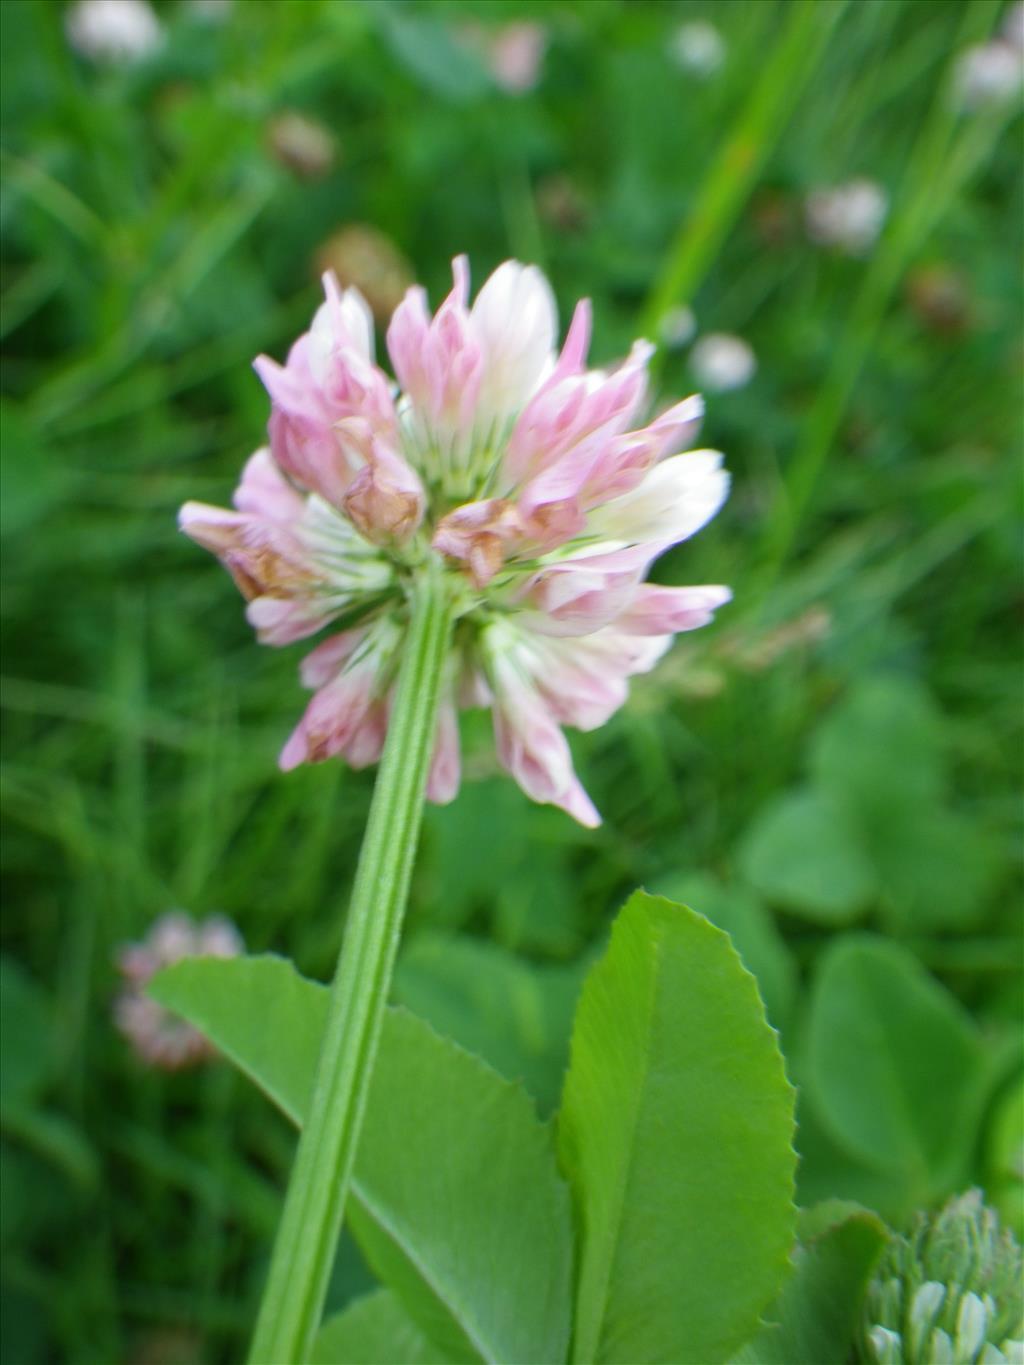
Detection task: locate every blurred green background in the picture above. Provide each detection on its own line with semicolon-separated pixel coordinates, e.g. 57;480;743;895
2;0;1022;1361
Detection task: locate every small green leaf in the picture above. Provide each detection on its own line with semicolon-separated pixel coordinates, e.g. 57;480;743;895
375;9;493;103
312;1289;447;1365
739;788;877;924
865;805;1002;931
810;675;946;809
151;956;573;1365
794;1090;923;1225
807;936;985;1191
558;892;797;1365
733;1202;889;1364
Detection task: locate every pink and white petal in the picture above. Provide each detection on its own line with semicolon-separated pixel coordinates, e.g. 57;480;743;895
385;285;434;410
504;339;654;491
551;298;592;380
471;260;557;424
343;701;389;769
528;627;672;730
487;639;602;826
246;595;335;646
585;449;729;550
278;664;376;770
232;448;306;522
178;499;246;552
316;272;375;364
387;257;483;437
582;393;705;507
522;552;645;635
426;694;461;804
615;584;732;636
558;776;602;829
257;378;355;509
299;628;369;688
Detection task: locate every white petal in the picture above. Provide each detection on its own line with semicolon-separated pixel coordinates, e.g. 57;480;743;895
586;449;729;549
471;261;557;424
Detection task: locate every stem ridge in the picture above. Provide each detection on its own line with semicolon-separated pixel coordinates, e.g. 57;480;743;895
249;566;456;1365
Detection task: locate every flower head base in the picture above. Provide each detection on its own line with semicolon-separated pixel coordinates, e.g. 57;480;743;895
180;258;731;825
115;912;244;1069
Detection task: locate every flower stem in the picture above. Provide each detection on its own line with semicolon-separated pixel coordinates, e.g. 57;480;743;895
248;563;456;1365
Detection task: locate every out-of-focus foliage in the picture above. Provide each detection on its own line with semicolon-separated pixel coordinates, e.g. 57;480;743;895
1;0;1021;1361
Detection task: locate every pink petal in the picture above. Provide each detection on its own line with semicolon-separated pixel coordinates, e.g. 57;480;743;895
254;276;398;510
299;628;369;687
386;258;483;440
615;584;732;636
487;640;602;826
581;393;705;507
232;448;305;522
527;627;672;731
552;299;592;379
504;339;654;498
426;694;461;804
278;666;376;771
246;596;334;646
522;551;645;635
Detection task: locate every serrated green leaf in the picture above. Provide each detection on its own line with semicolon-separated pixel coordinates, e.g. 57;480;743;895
647;873;796;1029
150;956;573;1365
312;1289;447;1365
732;1203;888;1364
558;892;797;1365
739;788;877;924
807;936;985;1191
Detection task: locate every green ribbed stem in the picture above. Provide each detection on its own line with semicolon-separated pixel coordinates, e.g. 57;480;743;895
248;564;456;1365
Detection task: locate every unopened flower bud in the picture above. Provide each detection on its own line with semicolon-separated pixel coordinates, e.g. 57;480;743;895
267;111;337;180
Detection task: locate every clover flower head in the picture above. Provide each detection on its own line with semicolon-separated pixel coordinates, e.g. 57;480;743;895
180;257;732;825
805;178;889;255
115;912;244;1070
953;40;1024;110
671;21;726;77
862;1191;1023;1364
65;0;161;62
690;332;756;393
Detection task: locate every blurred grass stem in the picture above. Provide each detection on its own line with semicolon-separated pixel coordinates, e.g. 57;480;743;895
641;0;848;365
248;564;457;1365
756;0;1006;592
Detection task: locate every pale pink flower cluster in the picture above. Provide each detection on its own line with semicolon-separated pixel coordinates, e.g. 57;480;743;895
65;0;162;62
180;258;731;825
459;21;547;94
805;179;889;256
115;912;243;1069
